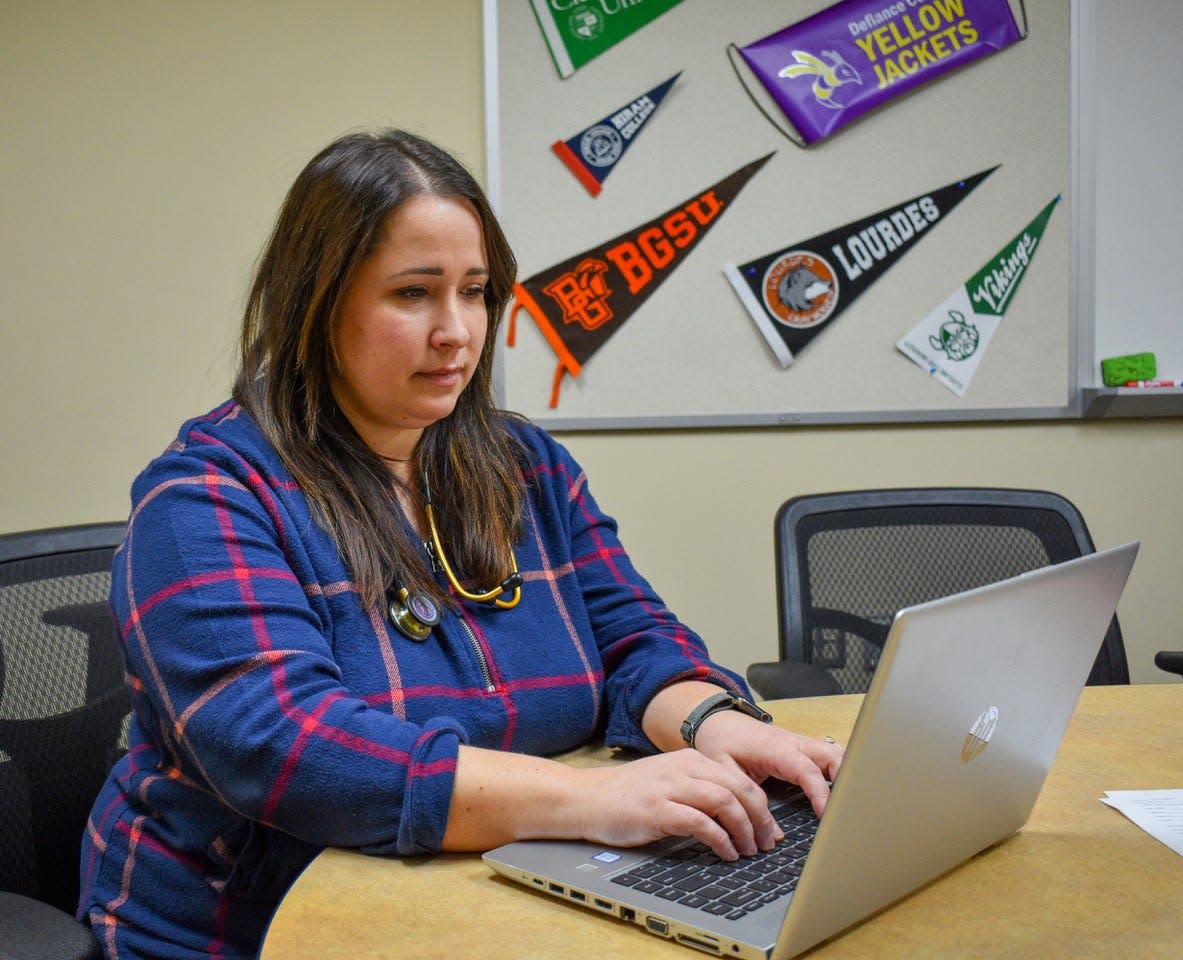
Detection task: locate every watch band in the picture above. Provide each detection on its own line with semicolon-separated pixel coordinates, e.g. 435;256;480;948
679;691;772;748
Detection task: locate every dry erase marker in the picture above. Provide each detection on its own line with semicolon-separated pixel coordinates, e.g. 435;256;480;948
1122;379;1180;388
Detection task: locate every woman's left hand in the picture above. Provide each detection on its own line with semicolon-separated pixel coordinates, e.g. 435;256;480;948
691;709;844;818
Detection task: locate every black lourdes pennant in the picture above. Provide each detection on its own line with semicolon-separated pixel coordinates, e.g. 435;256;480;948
724;166;996;367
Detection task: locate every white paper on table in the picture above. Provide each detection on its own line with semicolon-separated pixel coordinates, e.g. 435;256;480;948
1100;789;1183;856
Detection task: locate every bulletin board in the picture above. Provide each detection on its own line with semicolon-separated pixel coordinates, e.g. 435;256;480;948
486;0;1078;428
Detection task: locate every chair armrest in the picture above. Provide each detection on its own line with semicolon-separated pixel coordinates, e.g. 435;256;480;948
1154;650;1183;678
0;892;101;960
811;608;892;650
746;660;843;700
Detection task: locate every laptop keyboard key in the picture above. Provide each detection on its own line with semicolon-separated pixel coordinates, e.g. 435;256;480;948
720;889;760;907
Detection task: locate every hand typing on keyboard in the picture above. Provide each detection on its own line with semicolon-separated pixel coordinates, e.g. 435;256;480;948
571;749;787;860
690;704;844;820
562;682;844;863
608;792;821;921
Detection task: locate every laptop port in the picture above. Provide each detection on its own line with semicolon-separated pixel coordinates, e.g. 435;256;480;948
676;933;723;955
548;883;564;894
645;916;670;936
593;898;613;912
569;890;586;902
620;907;636;922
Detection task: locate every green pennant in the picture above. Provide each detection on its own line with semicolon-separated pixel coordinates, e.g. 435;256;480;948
965;196;1060;317
530;0;685;79
897;195;1061;397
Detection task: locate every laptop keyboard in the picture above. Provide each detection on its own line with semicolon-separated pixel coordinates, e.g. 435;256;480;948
608;791;819;921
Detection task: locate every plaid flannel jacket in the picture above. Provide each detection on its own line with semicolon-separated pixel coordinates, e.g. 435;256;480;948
79;401;744;959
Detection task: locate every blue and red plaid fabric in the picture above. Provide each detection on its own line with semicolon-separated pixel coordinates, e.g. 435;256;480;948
79;401;745;959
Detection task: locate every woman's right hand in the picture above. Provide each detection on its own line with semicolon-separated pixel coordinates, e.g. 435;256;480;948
572;750;782;861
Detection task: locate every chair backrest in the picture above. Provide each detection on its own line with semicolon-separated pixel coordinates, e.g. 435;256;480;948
0;523;129;915
774;488;1129;695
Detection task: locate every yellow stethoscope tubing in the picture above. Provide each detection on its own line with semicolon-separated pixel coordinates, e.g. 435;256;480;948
423;499;522;610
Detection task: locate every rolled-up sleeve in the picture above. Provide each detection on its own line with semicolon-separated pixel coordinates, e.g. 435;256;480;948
394;719;468;854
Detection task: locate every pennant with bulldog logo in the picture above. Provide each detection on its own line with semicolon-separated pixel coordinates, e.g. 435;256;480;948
531;0;686;79
509;153;773;408
552;73;680;197
723;166;995;368
896;194;1060;396
729;0;1025;146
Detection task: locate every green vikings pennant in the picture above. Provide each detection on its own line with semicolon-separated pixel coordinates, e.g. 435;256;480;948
509;153;773;408
724;167;996;368
530;0;685;79
896;195;1060;397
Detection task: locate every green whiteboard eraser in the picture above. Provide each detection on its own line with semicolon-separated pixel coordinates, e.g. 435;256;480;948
1100;352;1156;387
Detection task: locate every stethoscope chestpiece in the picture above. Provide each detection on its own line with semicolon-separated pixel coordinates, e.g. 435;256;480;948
388;587;441;642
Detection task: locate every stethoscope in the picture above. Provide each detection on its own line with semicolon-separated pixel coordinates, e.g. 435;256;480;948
387;471;523;642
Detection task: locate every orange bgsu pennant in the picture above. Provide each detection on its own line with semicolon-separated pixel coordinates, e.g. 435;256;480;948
508;153;773;408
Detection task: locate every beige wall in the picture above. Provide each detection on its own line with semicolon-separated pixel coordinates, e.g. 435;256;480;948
2;2;1178;683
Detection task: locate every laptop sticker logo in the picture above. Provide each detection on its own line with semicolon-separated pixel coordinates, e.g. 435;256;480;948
961;704;999;763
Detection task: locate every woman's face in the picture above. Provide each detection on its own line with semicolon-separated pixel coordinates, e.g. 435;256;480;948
330;193;489;462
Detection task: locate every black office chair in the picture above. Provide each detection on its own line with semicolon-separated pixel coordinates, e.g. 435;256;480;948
1155;650;1183;678
0;523;129;960
747;488;1130;700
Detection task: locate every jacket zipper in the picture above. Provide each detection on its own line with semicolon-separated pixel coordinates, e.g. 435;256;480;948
423;536;495;692
458;616;496;692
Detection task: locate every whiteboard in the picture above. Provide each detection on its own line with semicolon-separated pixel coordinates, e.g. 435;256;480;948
1090;0;1182;384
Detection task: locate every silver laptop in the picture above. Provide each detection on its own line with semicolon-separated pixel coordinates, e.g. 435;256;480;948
484;541;1139;959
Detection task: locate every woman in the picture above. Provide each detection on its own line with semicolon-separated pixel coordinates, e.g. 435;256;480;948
79;129;842;959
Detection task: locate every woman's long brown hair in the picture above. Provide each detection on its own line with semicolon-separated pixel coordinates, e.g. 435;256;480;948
233;129;525;610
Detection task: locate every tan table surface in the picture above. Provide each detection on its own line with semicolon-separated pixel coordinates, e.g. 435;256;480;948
260;684;1183;959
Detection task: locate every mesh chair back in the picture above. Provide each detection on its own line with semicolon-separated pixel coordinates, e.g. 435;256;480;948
0;524;129;915
775;489;1129;695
